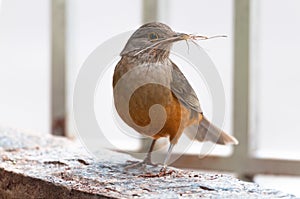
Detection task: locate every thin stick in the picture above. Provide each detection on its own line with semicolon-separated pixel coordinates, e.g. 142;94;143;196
132;34;227;56
185;40;190;54
190;39;202;51
191;35;227;40
134;36;182;56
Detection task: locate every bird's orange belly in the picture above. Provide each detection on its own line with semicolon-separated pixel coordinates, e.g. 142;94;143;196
114;83;199;143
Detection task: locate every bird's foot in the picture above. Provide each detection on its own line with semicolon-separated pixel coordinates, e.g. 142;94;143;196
125;159;157;170
138;166;175;178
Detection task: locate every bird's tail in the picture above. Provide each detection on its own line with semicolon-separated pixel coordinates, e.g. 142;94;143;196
184;116;238;145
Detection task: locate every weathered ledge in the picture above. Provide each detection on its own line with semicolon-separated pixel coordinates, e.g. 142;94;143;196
0;127;295;199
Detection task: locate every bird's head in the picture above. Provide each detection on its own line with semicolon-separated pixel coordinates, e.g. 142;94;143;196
120;22;192;61
121;22;225;62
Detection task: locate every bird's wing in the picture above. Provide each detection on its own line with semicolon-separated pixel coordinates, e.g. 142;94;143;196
170;61;202;113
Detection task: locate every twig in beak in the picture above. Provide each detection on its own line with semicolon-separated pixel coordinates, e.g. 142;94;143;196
185;40;190;54
190;34;227;40
133;35;184;56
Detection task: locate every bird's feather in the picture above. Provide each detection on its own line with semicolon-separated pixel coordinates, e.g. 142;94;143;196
185;116;238;145
170;61;202;113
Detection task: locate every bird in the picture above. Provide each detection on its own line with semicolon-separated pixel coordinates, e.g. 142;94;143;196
112;22;238;176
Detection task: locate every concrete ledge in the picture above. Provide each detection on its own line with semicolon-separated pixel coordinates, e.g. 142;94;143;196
0;128;295;198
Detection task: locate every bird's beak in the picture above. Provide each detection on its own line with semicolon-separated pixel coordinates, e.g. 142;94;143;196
173;33;191;41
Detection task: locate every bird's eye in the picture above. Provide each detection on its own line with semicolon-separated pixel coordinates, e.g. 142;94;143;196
148;32;158;41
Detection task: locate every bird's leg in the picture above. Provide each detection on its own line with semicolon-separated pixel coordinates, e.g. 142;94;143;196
140;143;175;177
158;143;175;175
125;139;157;170
143;139;157;165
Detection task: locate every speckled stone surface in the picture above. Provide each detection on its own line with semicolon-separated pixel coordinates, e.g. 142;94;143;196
0;127;296;199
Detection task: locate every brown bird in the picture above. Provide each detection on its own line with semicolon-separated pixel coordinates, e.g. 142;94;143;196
113;22;238;176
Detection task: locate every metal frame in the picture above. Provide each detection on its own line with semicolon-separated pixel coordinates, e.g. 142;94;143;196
138;0;160;152
142;0;159;23
51;0;66;136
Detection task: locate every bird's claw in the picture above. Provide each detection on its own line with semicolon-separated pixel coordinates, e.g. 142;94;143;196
124;159;157;170
124;160;147;170
138;167;175;178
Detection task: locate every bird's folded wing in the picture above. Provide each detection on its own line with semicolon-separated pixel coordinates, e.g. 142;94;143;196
170;61;202;113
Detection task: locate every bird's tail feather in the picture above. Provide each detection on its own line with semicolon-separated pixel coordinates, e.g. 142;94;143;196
184;116;238;145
